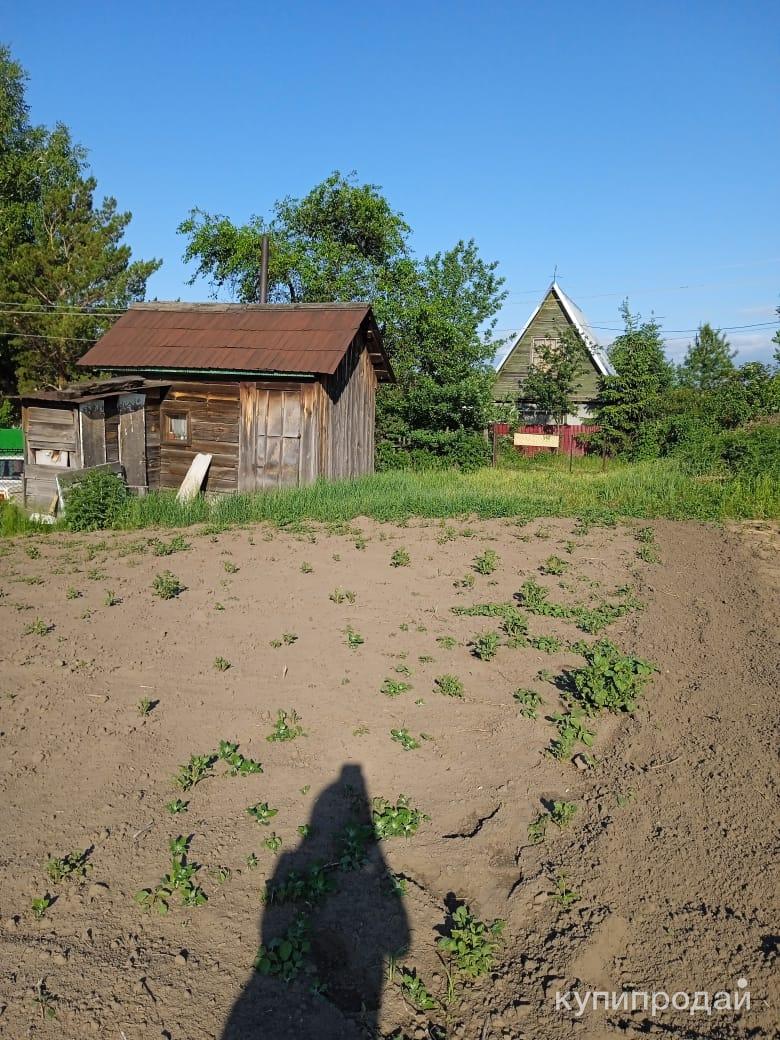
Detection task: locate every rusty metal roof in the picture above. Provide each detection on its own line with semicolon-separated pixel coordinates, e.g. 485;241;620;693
77;303;393;381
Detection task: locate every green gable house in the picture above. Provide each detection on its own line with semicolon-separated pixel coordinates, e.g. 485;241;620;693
493;282;614;423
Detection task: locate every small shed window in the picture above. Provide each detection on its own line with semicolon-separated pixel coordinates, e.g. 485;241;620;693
164;411;191;444
530;337;560;368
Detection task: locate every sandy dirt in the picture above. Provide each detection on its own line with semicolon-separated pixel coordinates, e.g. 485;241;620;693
0;515;777;1039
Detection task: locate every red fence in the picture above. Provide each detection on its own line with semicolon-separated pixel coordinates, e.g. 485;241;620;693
509;423;600;457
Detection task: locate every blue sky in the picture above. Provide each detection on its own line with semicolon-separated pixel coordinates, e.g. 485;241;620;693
5;0;780;362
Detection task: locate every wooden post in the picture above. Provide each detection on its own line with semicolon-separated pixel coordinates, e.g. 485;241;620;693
491;424;498;468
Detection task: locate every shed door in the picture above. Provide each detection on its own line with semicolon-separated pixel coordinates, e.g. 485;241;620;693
118;393;147;488
241;387;302;490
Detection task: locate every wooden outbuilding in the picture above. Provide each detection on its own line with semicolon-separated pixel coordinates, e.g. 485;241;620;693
21;302;391;506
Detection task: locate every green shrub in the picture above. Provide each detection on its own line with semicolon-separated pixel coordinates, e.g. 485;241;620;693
64;471;128;532
376;430;490;472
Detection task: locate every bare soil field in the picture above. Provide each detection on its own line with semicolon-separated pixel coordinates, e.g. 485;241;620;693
0;515;777;1039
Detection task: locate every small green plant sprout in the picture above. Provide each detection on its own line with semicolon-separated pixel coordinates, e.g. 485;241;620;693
469;630;501;661
550;800;578;827
372;795;428;839
563;539;577;554
254;915;310;981
263;862;333;907
246;852;259;869
527;812;549;845
436;635;457;649
152;571;184;599
136;835;207;914
210;865;232;884
24;618;52;636
540;555;568;576
569;639;655;714
437;904;505;977
218;739;263;776
173;752;217;791
390;728;421;751
472;548;500;575
635;525;655;544
104;589;121;606
390;547;411;567
381;678;412;698
166;798;189;814
547;709;595;761
637;543;660;564
247;802;278;825
263;832;283;853
386;872;408;896
134;882;172;915
46;849;90;883
434;674;464;698
267;708;305;742
297;823;312;838
397;967;439;1012
513;688;543;719
66;587;81;600
300;561;314;573
282;632;298;645
453;572;476;588
223;559;239;574
137;695;157;716
269;638;282;648
551;872;580;908
344;626;364;649
329;586;356;604
31;894;53;919
394;663;412;676
150;534;190;556
25;544;41;559
33;978;57;1020
529;634;562;653
336;820;374;870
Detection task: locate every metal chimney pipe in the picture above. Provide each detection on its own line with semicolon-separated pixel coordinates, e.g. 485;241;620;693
259;234;269;304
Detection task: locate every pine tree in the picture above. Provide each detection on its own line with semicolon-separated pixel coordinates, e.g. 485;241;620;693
0;46;160;391
678;323;736;391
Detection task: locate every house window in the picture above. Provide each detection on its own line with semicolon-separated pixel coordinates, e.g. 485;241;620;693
530;337;560;368
163;411;190;444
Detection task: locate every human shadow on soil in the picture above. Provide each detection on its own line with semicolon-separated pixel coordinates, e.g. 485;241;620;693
221;764;410;1040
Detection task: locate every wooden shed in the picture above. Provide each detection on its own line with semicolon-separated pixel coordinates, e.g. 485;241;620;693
20;302;392;505
493;282;614;422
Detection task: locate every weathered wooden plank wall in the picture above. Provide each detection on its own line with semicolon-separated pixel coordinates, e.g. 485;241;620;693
323;333;377;480
160;382;240;493
22;403;81;505
79;400;107;468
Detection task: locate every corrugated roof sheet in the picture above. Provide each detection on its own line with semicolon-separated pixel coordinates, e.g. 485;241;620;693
77;303;393;380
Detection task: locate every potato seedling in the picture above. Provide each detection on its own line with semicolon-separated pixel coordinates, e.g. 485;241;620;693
434;674;464;698
214;656;231;671
135;835;207;914
218;739;263;776
66;587;81;600
263;832;282;853
166;799;189;814
548;710;595;760
297;823;311;838
173;753;217;791
247;802;278;825
372;795;428;839
31;894;53;919
300;561;313;573
453;573;476;589
513;688;542;719
436;635;457;649
23;618;52;636
282;632;298;644
437;904;505;977
25;545;40;559
470;630;501;661
223;560;239;574
527;812;549;844
46;849;90;883
550;800;577;827
137;696;157;716
529;634;562;653
569;639;655;714
246;852;259;869
33;979;57;1020
254;915;310;980
329;586;356;604
398;967;439;1012
152;571;184;599
390;728;421;751
551;872;580;908
540;555;568;576
381;678;412;698
472;549;499;575
262;862;333;907
266;709;305;742
344;626;364;649
390;548;410;567
150;534;190;556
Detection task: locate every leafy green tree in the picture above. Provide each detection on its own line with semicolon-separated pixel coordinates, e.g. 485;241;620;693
179;173;505;452
594;302;674;457
0;45;160;391
677;323;736;390
519;327;589;427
